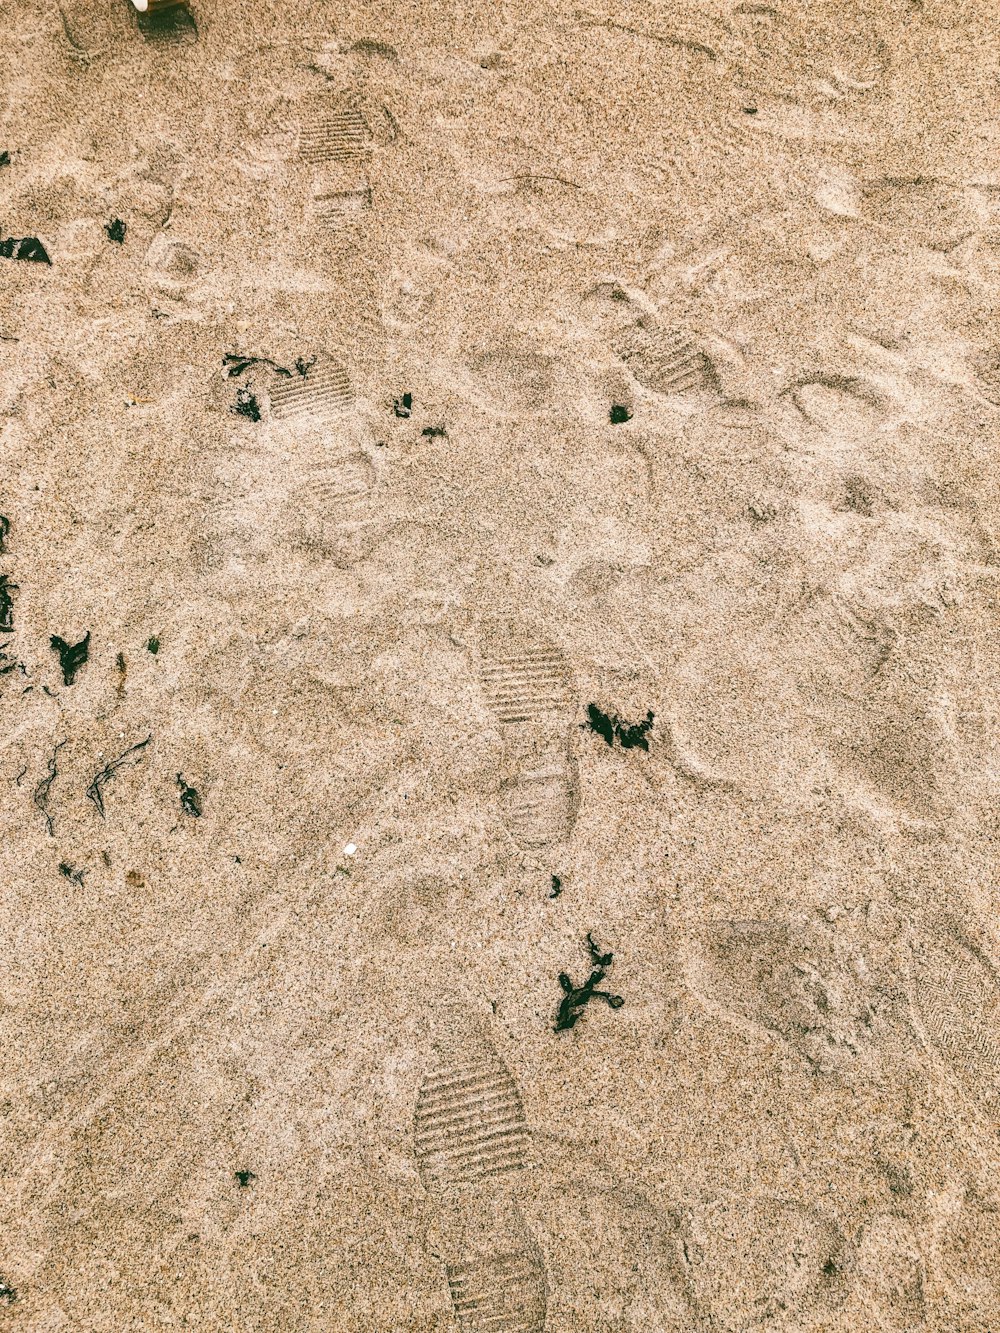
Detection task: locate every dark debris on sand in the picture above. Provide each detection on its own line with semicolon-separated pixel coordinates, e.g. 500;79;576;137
231;388;261;421
176;774;202;817
50;631;90;685
554;933;624;1031
0;236;50;264
86;734;151;817
584;703;654;751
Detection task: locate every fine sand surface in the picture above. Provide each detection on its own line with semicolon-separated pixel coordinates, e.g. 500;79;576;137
2;0;999;1328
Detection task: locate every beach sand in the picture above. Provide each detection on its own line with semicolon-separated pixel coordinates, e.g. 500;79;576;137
1;0;999;1328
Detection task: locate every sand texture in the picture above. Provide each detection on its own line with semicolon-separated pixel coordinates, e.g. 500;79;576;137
2;0;1000;1328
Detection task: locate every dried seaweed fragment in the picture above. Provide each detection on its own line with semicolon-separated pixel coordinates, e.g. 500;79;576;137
85;734;151;817
0;574;16;631
554;933;624;1031
0;515;9;552
104;218;126;243
59;861;85;886
231;388;261;421
33;740;66;836
0;236;50;263
0;645;25;676
176;774;202;817
222;353;292;379
616;710;654;750
234;1170;256;1188
584;703;654;750
585;702;615;746
0;1273;16;1303
50;631;90;685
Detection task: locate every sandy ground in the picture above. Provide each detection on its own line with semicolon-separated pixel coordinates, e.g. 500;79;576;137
1;0;999;1328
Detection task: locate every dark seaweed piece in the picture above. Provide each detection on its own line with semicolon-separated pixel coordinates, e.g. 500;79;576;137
549;874;562;899
609;403;632;424
393;392;412;418
294;356;315;377
33;740;66;837
234;1170;256;1188
585;702;615;747
0;515;9;552
0;236;51;264
586;931;614;968
0;152;10;168
0;575;16;632
421;425;446;438
59;861;85;886
104;218;127;243
743;106;758;115
583;703;654;750
50;631;90;685
222;353;292;379
616;710;654;750
232;388;261;421
0;644;26;676
0;1274;16;1303
176;774;202;817
146;636;160;654
554;933;624;1032
85;734;151;817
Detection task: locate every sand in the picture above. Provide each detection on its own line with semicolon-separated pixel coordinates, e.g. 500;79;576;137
1;0;999;1328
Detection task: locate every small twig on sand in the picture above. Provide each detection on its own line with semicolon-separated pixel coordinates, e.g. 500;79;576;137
86;734;152;817
33;740;67;836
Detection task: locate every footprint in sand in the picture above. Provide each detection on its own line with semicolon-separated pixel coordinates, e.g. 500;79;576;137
586;284;721;402
295;95;377;234
414;1017;546;1332
477;619;580;852
197;352;388;596
144;233;209;311
933;1181;1000;1328
497;736;581;853
464;343;558;417
677;1193;855;1331
859;177;980;252
413;1023;697;1330
267;354;356;426
907;915;1000;1116
682;918;890;1078
855;1211;925;1323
